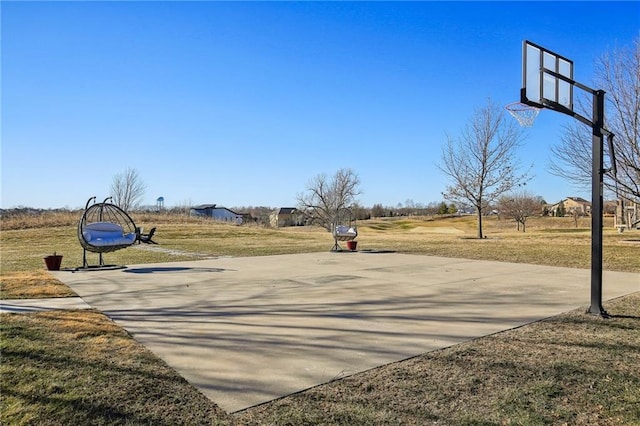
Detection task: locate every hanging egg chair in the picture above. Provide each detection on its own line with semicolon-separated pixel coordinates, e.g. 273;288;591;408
331;207;358;252
77;196;138;268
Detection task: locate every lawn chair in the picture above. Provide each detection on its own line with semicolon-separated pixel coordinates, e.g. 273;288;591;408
137;227;158;244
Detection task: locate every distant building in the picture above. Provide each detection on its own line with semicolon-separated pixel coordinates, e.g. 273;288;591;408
239;212;256;224
614;198;640;230
270;207;304;227
549;197;591;216
190;204;244;224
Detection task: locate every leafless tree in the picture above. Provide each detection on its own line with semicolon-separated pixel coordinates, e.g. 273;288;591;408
550;37;640;203
110;167;146;211
439;100;530;238
296;168;362;231
497;191;542;232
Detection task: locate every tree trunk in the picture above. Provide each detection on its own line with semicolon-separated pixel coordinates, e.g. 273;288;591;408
476;208;484;239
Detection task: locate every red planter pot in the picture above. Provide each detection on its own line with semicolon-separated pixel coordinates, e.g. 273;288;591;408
44;255;63;271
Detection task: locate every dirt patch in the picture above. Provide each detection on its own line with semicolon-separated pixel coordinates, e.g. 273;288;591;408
620;239;640;244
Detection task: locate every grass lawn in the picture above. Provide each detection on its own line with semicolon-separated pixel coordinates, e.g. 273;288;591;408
1;212;639;424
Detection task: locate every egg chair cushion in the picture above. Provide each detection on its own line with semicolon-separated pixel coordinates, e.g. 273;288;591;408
83;222;137;247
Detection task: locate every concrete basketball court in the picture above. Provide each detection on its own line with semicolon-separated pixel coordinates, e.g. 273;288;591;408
51;252;639;412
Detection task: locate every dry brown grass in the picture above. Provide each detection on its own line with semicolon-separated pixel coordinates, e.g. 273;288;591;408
1;310;231;425
0;210;80;230
0;271;76;299
356;215;639;272
1;213;638;300
2;211;639;424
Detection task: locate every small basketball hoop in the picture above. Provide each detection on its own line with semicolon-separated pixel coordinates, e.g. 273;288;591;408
506;102;541;127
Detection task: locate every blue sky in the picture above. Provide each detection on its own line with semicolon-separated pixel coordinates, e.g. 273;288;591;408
2;1;638;210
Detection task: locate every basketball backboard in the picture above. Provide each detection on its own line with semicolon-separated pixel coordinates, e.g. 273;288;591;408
522;40;574;111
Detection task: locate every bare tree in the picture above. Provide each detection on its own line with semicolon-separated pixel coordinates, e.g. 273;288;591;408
497;191;541;232
439;100;530;238
550;37;640;203
110;167;146;211
296;168;362;231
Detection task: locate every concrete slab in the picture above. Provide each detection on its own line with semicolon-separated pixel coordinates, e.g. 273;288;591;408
51;252;639;412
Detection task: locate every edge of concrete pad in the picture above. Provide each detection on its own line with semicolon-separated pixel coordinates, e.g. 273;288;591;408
0;297;92;314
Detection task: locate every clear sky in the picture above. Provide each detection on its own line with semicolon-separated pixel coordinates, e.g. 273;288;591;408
2;1;638;210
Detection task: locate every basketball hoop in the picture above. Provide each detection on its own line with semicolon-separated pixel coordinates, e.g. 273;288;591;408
506;102;541;127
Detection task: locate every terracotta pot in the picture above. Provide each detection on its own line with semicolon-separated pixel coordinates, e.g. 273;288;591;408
44;255;63;271
346;240;358;251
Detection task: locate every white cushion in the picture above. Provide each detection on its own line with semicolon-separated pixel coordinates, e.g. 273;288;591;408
335;225;357;236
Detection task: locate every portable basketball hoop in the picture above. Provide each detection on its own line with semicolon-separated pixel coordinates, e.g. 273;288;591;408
505;101;541;127
518;40;617;318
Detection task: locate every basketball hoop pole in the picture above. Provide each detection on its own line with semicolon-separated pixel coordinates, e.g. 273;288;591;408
550;85;610;317
544;86;610;317
589;90;608;317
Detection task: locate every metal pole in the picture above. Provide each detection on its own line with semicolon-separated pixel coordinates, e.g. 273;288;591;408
588;90;608;317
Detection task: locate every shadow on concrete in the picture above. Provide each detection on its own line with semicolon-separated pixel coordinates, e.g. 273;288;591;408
123;267;228;274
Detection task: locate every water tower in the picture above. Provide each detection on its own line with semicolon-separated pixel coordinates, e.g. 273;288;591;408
156;196;165;212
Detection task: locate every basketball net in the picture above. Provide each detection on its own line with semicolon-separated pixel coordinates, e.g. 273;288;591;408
506;102;541;127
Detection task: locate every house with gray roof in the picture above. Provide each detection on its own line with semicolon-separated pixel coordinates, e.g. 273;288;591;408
190;204;244;224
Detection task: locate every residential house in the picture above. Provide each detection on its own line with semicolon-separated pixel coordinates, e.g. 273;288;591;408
270;207;304;227
190;204;244;224
549;197;591;216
